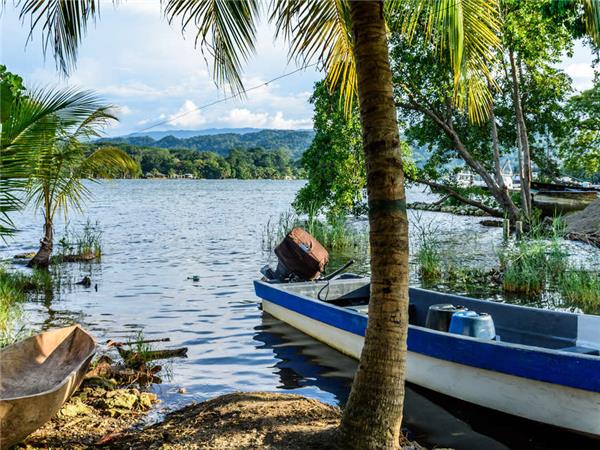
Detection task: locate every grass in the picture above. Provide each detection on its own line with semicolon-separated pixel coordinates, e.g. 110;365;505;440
498;216;569;296
57;219;103;261
262;210;366;252
0;266;53;347
558;269;600;314
124;330;173;381
411;213;443;283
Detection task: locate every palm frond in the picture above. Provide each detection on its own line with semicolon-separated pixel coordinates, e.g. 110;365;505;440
165;0;260;94
391;0;501;123
17;0;101;75
1;85;101;236
270;0;356;113
77;146;138;178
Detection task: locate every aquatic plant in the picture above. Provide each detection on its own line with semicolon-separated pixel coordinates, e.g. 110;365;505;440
499;240;548;295
411;214;442;283
558;269;600;314
0;267;48;346
262;210;367;252
57;219;103;262
498;216;569;296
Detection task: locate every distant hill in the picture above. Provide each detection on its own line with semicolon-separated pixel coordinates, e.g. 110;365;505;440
100;129;315;159
126;128;266;140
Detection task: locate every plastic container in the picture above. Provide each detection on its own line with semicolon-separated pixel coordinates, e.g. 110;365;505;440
425;304;468;332
449;311;496;339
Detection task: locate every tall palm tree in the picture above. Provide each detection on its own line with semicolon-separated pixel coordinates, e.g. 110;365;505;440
13;0;599;448
25;99;138;267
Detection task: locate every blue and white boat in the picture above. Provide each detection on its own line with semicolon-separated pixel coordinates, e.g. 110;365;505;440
254;277;600;436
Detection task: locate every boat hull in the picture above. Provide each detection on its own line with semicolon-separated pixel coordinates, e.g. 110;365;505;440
0;325;96;448
533;190;598;215
260;293;600;437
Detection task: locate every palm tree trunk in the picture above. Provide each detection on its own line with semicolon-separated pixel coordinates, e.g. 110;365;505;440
29;217;53;268
509;48;532;218
340;2;409;449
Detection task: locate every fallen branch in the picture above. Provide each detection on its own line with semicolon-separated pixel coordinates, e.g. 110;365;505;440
413;178;503;218
107;337;171;348
117;347;188;367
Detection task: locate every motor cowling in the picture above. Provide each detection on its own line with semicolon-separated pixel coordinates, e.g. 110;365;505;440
273;227;329;281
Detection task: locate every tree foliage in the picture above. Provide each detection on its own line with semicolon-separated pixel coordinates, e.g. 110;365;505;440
294;81;365;217
95;143;299;180
295;81;416;217
560;81;600;180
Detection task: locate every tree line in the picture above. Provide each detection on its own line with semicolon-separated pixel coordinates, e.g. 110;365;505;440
91;143;302;180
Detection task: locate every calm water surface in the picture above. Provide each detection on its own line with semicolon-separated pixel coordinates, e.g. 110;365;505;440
2;180;598;450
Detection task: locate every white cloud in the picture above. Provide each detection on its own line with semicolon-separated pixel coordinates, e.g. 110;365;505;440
116;105;133;116
222;108;269;127
270;111;312;129
166;100;207;128
220;108;311;129
565;63;595;91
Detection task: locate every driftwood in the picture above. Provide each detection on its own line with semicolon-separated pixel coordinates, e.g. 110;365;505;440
117;347;188;368
59;251;97;262
86;356;162;386
106;337;171;348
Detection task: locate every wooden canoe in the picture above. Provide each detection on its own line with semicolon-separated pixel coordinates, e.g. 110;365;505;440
0;325;96;448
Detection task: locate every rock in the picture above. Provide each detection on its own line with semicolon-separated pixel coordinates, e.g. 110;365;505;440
58;398;94;418
14;252;36;259
480;219;503;227
565;197;600;247
102;389;139;410
75;276;92;287
139;392;158;409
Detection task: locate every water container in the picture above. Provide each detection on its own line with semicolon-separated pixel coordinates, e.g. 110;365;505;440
449;311;496;339
425;304;468;332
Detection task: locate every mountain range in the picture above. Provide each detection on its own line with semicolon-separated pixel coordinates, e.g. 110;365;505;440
99;128;315;159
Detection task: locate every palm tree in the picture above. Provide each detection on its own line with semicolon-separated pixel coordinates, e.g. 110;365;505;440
14;0;599;448
25;98;137;267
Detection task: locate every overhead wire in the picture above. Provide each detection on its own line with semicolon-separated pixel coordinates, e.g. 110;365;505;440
133;62;319;134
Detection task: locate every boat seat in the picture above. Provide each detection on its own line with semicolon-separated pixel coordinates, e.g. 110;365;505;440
559;346;600;356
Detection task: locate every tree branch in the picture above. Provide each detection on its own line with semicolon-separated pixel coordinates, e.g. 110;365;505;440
411;178;504;218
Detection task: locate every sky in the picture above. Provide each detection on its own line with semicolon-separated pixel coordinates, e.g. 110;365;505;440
1;0;596;137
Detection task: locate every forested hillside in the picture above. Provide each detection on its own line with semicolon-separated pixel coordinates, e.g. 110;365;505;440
100;129;315;159
91;143;302;179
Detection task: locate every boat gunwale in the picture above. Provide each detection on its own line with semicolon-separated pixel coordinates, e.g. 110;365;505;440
0;325;97;402
254;279;600;392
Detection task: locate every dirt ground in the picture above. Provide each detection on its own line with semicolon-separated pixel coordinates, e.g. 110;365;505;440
20;390;427;450
109;392;343;450
20;381;158;450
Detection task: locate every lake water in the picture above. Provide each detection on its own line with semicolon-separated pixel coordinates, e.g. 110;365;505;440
2;180;598;450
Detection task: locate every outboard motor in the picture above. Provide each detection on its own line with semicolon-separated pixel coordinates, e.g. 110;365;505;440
261;227;329;282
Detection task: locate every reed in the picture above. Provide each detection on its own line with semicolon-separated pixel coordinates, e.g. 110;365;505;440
558;269;600;314
262;210;366;252
57;219;103;261
411;213;442;283
0;267;36;347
